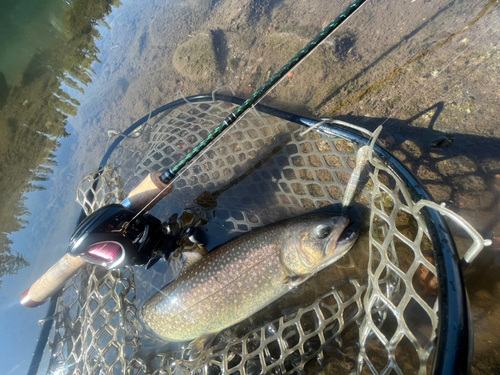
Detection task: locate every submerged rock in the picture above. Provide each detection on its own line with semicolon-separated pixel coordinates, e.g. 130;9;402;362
435;155;477;176
452;175;486;191
173;33;219;81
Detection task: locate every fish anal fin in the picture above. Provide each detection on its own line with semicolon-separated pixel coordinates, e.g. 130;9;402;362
284;274;306;286
195;245;208;255
187;333;217;361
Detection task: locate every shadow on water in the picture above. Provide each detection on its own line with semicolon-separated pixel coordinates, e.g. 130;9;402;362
335;109;500;233
333;107;500;373
315;0;498;114
212;29;229;74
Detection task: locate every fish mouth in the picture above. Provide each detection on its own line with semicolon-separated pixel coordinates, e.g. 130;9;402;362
329;214;354;245
325;214;357;256
326;216;359;259
336;225;358;247
315;217;358;272
332;223;359;260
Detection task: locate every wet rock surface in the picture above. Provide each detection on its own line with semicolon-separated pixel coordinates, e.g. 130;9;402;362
173;33;220;82
435;155;478;176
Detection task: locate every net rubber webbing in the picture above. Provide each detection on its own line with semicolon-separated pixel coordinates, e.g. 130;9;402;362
41;95;470;375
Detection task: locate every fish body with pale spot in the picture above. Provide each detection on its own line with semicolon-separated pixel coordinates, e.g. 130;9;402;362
140;212;358;342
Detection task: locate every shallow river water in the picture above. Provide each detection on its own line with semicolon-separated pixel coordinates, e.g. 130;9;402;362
1;0;500;374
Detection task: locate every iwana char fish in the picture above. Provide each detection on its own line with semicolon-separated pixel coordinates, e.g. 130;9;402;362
140;212;358;342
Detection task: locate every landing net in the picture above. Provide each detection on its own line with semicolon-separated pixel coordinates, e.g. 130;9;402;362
42;94;473;375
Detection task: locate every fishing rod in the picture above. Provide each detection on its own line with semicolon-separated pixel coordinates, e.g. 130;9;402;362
20;0;368;308
158;0;367;183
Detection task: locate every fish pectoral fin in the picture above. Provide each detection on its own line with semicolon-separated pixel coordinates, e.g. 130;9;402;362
182;251;204;269
195;245;208;255
187;333;217;361
168;253;184;279
283;274;306;286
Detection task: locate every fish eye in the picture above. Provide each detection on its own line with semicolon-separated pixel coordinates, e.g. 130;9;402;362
316;225;332;239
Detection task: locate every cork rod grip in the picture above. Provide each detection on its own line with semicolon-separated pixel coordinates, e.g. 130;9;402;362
21;172;174;308
127;172;173;210
21;254;86;307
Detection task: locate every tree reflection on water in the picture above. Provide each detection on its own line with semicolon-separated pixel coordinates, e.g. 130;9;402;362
0;0;122;288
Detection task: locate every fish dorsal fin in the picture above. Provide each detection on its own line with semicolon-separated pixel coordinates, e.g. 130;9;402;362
182;251;203;269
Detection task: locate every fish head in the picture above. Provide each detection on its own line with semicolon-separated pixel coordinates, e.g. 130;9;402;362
281;213;358;276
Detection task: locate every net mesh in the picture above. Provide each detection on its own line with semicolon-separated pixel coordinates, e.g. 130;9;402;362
45;96;440;375
76;165;127;215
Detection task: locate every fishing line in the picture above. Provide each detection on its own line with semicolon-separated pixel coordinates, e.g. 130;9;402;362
126;2;498;227
162;0;368;181
379;11;500;129
125;0;369;226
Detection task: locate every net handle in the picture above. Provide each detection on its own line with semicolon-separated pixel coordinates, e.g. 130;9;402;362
412;200;491;266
